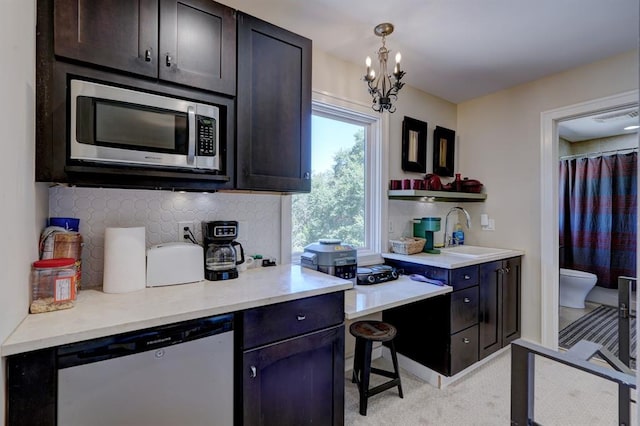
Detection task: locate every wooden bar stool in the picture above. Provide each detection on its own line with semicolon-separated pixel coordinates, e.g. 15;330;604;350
349;320;403;415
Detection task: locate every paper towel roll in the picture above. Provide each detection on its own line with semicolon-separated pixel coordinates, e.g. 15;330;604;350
103;227;146;293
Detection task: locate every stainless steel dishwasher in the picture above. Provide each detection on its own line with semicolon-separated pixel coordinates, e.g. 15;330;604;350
57;314;234;426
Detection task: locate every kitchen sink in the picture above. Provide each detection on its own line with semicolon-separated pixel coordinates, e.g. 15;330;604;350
439;245;512;258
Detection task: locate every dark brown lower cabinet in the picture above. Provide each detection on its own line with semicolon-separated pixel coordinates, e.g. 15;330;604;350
242;325;344;426
6;348;57;425
240;291;345;426
479;257;522;358
384;256;521;377
383;290;478;377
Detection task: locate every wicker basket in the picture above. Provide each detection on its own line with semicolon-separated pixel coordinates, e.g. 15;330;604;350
389;237;426;255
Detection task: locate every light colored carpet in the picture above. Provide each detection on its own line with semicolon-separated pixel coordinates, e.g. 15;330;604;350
344;347;636;425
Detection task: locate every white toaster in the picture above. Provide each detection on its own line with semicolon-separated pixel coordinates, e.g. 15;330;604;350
146;242;204;287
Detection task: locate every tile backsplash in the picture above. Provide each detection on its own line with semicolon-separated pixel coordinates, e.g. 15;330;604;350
49;186;283;288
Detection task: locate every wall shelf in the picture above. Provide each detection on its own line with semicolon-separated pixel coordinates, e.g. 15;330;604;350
388;189;487;202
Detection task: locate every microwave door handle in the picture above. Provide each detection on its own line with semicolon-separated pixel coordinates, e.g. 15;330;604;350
187;106;196;165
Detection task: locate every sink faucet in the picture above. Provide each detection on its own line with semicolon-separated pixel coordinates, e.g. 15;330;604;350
443;207;471;247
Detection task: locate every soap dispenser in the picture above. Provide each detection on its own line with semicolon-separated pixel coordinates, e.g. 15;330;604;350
453;223;465;245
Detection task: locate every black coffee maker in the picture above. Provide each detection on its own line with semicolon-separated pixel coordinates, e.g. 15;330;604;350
202;220;245;281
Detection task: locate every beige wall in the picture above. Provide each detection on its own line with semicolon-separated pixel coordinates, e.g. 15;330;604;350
564;133;637;157
313;49;467;246
456;50;639;342
0;1;47;423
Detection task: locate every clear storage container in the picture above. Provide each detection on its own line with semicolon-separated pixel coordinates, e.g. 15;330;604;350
30;258;77;314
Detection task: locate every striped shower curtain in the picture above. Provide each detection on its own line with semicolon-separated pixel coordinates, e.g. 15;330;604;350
559;152;637;289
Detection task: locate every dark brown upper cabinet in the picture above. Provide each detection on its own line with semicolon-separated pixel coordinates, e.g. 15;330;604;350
54;0;236;96
236;12;312;192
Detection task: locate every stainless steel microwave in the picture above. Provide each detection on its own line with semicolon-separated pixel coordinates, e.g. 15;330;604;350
70;79;220;171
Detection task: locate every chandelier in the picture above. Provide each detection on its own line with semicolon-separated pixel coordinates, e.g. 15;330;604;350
363;23;405;113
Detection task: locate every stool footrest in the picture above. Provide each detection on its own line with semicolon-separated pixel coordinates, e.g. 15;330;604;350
370;367;396;379
367;378;403;398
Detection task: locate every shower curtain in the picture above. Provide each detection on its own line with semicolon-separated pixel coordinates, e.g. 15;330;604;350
559;152;637;289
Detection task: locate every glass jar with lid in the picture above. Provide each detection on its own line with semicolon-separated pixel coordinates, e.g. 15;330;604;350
30;258;77;314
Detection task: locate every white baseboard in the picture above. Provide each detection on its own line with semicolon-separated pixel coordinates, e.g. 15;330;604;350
381;345;510;389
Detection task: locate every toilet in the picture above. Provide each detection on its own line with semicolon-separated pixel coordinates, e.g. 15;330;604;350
559;268;598;308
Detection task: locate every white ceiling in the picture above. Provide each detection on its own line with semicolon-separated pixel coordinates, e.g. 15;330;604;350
558;106;639;142
223;0;639;104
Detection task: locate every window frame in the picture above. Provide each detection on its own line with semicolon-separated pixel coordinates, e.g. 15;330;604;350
282;91;389;266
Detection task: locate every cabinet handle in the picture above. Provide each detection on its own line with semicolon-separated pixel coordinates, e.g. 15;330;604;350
297;314;306;321
504;267;510;274
463;297;471;303
249;366;257;378
462;338;470;344
144;49;152;62
166;54;172;67
304;172;311;180
464;275;470;280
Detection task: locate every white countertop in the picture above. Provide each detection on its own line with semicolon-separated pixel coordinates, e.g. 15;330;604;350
1;265;353;356
382;247;524;268
345;275;452;319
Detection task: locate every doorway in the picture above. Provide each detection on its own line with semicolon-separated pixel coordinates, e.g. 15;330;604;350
540;89;639;348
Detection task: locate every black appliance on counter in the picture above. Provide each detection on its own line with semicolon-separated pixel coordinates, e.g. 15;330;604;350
202;220;245;281
301;239;357;282
356;265;399;285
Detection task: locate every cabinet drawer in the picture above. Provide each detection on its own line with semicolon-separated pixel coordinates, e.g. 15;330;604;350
243;291;344;349
450;265;479;291
450;286;479;333
450;325;479;375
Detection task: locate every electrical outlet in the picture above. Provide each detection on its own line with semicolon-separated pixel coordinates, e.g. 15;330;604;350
178;221;195;242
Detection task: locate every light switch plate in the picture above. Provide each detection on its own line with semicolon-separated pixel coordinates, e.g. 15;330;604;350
482;218;495;231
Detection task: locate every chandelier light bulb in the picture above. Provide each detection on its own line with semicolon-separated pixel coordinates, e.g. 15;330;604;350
395;52;401;63
366;56;372;67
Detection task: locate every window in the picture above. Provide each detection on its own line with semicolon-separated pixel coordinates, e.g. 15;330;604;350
289;93;387;263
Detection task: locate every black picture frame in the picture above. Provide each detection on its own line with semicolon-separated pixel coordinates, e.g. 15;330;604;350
433;126;455;177
401;116;428;173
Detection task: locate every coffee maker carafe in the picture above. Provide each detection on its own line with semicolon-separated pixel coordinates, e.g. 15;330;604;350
202;220;245;281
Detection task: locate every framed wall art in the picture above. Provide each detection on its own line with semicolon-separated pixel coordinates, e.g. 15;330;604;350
433;126;455;177
401;116;428;173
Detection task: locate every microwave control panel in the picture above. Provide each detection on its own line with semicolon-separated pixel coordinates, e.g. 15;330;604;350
197;116;217;156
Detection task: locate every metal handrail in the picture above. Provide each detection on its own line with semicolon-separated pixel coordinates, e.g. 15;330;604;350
618;276;636;370
511;276;637;424
617;276;636;420
510;339;636;425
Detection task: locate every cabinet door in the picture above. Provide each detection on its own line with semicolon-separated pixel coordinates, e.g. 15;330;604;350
7;349;57;426
479;260;501;359
54;0;158;78
159;0;236;94
501;257;522;344
236;12;312;192
243;325;344;426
